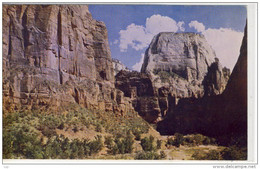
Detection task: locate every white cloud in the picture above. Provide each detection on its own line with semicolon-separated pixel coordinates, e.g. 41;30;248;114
188;20;243;70
177;21;185;32
132;53;145;71
113;39;119;44
203;28;243;70
145;15;179;34
189;20;205;32
120;18;243;71
118;15;184;52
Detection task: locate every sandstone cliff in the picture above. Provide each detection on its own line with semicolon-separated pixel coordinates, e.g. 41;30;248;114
157;23;247;144
141;32;215;80
141;32;229;98
3;5;134;115
116;32;230;123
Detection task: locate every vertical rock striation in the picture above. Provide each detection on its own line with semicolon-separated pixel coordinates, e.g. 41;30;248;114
116;32;230;123
157;23;247;144
3;5;134;115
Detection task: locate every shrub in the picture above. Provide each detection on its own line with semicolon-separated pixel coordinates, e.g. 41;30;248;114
192;150;222;160
107;132;134;155
203;137;211;145
3;126;44;159
173;133;184;147
156;140;162;150
134;151;161;160
95;124;103;133
166;137;175;146
3;106;151;159
123;131;135;153
88;135;103;155
193;134;204;145
221;146;247;160
104;136;114;149
160;151;166;159
183;134;216;146
133;130;141;141
166;133;184;147
141;135;156;151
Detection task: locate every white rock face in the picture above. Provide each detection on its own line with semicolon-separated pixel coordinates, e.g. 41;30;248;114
112;59;130;75
141;32;216;81
140;32;229;98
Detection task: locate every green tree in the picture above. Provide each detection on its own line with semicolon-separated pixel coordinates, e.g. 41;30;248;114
173;133;184;147
141;135;156;151
123;131;135;153
88;135;103;155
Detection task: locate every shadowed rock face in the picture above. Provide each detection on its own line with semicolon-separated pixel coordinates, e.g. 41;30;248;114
117;32;229;123
115;71;161;123
157;23;247;145
3;5;135;115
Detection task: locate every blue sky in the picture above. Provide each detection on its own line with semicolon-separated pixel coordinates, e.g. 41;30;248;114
89;5;247;71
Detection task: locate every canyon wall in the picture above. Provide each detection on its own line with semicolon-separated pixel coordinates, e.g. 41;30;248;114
157;24;247;143
3;5;135;115
117;33;230;123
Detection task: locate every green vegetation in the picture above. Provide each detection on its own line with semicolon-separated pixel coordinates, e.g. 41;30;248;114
191;146;247;161
221;146;247;160
134;150;166;160
105;131;135;155
3;105;246;160
3;124;103;159
182;134;216;146
166;133;184;147
3;104;150;159
156;139;162;149
153;70;185;82
141;135;155;151
192;150;222;160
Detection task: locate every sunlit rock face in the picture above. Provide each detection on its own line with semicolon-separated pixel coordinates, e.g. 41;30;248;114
157;24;247;145
3;5;135;115
142;32;216;81
141;32;229;99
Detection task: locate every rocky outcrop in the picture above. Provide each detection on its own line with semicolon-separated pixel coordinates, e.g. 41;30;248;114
2;5;135;115
203;58;230;96
112;58;130;76
119;32;229;123
116;71;161;123
141;32;229;98
141;32;216;80
157;23;247;144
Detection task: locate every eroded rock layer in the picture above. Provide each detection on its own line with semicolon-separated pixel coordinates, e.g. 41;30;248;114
3;5;134;115
116;32;230;123
157;24;247;143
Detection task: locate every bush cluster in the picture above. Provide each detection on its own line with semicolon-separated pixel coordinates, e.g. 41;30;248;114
134;151;166;160
141;135;157;151
3;124;103;159
183;134;216;146
105;131;135;155
192;150;222;160
221;146;247;160
166;133;184;147
192;146;247;160
3;105;151;159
